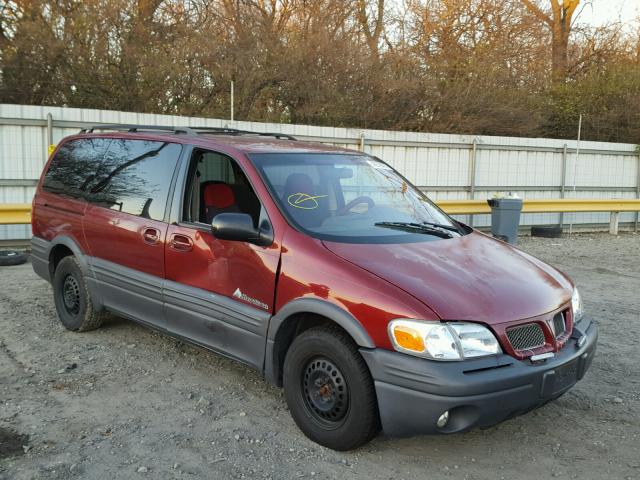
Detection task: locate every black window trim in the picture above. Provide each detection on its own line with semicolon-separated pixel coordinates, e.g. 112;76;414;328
162;143;190;224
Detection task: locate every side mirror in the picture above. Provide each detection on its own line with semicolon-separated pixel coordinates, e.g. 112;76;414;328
211;213;272;246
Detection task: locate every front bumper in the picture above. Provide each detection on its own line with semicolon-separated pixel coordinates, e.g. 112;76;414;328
360;318;597;437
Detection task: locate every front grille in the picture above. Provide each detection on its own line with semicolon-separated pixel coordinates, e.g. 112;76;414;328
506;323;545;351
552;312;566;337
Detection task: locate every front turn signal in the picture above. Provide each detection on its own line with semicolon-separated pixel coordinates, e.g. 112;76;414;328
391;325;426;353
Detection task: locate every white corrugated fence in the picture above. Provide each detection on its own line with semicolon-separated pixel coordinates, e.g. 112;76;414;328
1;104;638;240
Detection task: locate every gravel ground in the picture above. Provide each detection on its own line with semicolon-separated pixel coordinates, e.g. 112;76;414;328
1;233;639;480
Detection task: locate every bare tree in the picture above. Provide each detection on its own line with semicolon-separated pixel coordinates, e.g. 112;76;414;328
521;0;581;82
1;0;638;143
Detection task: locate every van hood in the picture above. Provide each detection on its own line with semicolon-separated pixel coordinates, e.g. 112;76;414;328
322;232;573;325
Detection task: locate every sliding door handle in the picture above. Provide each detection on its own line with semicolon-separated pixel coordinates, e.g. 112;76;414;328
142;227;160;245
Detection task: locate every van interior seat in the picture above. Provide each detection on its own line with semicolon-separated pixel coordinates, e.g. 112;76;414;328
202;181;240;223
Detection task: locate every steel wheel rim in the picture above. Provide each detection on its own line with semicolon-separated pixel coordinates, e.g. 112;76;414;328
62;274;81;315
301;356;349;428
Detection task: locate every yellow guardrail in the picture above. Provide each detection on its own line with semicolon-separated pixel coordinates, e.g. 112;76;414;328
523;199;640;213
0;204;32;225
436;200;492;215
436;198;640;215
1;199;639;234
436;198;640;234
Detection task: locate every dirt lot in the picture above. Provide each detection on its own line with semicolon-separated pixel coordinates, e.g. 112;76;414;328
1;233;639;480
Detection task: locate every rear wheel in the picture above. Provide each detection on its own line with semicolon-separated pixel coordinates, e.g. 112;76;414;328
52;256;105;331
283;326;380;450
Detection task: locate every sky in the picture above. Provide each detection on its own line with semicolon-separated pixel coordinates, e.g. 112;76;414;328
576;0;639;27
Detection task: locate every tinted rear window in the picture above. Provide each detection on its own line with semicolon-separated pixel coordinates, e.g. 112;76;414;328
42;138;111;198
87;139;182;221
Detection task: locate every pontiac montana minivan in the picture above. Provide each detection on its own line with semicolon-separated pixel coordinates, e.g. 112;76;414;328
31;125;597;450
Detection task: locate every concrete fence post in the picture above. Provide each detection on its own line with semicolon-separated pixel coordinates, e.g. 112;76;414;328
610;212;620;235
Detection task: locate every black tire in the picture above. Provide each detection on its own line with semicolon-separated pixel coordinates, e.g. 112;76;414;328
531;225;563;238
52;256;105;332
0;250;27;266
283;326;380;450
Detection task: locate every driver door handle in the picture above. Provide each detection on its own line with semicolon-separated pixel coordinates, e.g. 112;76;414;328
170;234;193;252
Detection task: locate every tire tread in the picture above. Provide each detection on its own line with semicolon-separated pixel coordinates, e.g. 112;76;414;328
54;256;105;332
283;324;380;450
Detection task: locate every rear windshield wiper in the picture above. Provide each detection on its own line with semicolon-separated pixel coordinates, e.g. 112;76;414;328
374;221;455;238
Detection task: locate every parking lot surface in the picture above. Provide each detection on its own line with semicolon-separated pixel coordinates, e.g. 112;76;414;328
1;233;639;480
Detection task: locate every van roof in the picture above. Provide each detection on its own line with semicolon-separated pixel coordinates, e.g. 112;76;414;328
193;134;356;154
74;125;358;155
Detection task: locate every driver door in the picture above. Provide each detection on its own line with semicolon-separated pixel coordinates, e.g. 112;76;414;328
163;150;280;368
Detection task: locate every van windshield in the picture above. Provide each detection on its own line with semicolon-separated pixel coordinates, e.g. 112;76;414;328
250;153;464;243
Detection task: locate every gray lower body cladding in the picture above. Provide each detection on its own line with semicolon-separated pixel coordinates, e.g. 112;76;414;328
31;236;52;282
33;236;270;370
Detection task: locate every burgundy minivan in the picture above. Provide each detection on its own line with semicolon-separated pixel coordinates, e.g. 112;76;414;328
31;125;597;450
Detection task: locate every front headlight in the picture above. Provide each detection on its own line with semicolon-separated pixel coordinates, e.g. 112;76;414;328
572;287;584;322
388;319;502;361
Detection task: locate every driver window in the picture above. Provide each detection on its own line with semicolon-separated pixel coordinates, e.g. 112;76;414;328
183;150;261;227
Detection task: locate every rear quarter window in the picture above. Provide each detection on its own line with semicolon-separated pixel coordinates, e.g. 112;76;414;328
42;138;111;198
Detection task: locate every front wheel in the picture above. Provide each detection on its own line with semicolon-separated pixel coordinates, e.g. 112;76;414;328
283;326;380;450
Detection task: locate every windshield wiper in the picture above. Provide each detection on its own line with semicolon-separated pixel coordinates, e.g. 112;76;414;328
420;221;461;233
374;221;455;238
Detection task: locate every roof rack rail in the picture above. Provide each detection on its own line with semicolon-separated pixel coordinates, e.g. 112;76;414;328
189;126;297;141
79;124;297;141
80;124;195;134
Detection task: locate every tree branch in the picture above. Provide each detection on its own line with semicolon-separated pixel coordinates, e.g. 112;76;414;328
564;0;580;24
356;0;383;55
521;0;552;27
373;0;385;45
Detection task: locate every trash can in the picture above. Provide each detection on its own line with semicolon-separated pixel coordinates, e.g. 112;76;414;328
487;194;523;245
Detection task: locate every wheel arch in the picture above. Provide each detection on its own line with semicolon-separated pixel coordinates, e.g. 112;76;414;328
264;298;375;387
46;236;103;310
47;236;90;278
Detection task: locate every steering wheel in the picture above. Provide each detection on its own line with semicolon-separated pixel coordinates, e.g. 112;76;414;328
337;196;375;216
